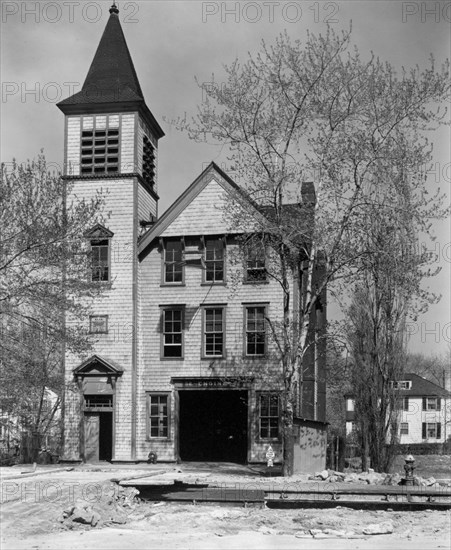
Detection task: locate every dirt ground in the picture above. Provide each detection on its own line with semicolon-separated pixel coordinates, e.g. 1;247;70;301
1;466;450;550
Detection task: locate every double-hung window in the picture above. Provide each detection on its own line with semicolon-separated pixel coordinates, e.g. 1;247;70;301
400;422;409;435
164;240;183;283
162;308;183;358
91;239;110;282
422;422;441;439
203;307;224;357
423;397;441;411
259;393;279;439
245;243;266;282
147;394;169;438
205;238;224;283
245;305;266;356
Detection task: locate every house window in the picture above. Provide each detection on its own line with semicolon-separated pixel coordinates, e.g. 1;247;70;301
164;240;183;283
245;305;266;356
162;308;183;358
396;396;409;411
259;393;279;439
205;238;224;283
423;422;441;439
81;129;119;175
142;135;156;186
204;307;224;357
91;239;110;282
391;381;412;390
147;394;169;438
245;244;266;282
423;397;440;410
89;315;108;334
400;423;409;435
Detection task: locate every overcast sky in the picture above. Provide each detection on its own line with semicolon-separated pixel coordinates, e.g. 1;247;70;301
1;0;450;356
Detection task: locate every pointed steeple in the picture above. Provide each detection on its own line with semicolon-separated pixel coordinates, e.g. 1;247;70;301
58;5;163;138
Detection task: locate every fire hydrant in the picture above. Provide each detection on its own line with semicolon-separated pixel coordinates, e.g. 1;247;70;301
266;445;275;468
403;454;416;486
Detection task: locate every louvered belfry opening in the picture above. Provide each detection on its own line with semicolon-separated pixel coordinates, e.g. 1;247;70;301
142;135;156;186
81;129;120;175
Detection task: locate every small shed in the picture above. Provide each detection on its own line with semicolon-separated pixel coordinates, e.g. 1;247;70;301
293;418;328;473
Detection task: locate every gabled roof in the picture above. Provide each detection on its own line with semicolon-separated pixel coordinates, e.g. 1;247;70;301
401;373;451;397
84;223;114;239
73;354;124;377
138;162;267;256
57;6;164;139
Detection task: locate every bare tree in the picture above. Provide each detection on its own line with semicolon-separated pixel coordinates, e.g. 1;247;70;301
174;26;449;474
406;350;451;391
0;155;106;453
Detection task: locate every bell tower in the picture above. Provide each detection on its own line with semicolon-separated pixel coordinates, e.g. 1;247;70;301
57;2;164;462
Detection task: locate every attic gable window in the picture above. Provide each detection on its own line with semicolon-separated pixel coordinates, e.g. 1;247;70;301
81;129;119;175
142;135;156;187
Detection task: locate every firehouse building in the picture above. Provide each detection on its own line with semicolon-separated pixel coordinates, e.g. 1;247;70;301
58;4;327;467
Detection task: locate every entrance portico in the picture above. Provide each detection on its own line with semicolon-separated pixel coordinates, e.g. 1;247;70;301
73;355;123;463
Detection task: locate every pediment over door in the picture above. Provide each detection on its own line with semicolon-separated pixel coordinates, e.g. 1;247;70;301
73;354;124;383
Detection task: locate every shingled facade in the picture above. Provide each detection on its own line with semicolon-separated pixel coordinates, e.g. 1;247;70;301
58;5;326;465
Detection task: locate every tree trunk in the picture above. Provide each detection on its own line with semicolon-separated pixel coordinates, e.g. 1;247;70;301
282;419;294;476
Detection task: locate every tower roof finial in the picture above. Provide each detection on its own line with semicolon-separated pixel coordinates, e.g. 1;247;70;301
109;2;119;15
